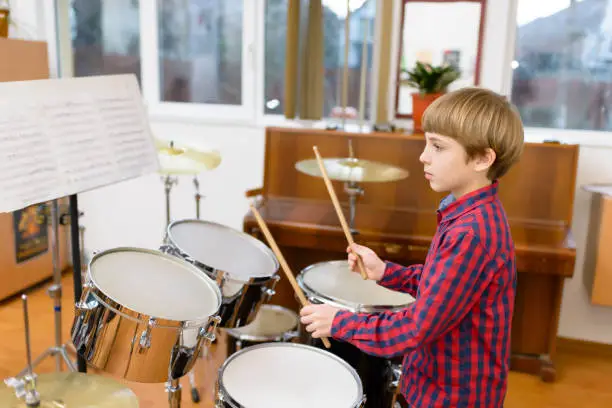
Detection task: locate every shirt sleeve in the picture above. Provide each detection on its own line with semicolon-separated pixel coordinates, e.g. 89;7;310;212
330;230;495;359
377;262;423;297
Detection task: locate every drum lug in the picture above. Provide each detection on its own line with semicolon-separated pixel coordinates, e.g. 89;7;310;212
138;318;156;352
282;330;300;343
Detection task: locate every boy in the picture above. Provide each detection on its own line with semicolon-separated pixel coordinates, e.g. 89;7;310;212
300;87;524;407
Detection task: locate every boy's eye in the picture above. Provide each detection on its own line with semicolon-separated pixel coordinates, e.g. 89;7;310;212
433;143;442;151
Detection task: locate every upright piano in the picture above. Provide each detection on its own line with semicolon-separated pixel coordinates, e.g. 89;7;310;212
243;126;578;382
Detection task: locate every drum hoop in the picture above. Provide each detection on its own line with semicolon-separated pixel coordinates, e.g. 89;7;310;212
217;342;364;407
298;260;414;313
165;219;280;281
87;246;222;327
224;304;298;342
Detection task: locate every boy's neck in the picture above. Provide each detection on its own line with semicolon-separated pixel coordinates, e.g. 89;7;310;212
451;179;493;199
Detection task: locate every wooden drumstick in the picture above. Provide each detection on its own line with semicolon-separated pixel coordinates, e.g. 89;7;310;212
249;203;332;349
312;146;368;279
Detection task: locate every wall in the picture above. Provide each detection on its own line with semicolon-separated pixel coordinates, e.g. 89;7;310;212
13;0;612;345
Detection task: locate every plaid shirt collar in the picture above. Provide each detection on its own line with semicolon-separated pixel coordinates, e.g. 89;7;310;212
437;180;499;224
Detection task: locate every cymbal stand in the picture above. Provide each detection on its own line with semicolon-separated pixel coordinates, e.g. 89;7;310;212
162;174;179;229
193;176;202;220
17;200;76;377
4;295;41;407
344;181;363;234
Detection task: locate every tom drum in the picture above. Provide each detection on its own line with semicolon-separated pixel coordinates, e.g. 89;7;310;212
162;219;279;328
224;304;299;356
71;247;222;383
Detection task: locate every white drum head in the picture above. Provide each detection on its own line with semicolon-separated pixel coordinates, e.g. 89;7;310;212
220;343;362;408
300;260;414;310
167;220;278;281
226;305;297;340
89;248;220;322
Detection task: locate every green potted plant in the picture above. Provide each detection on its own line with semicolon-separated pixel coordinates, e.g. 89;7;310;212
401;61;460;132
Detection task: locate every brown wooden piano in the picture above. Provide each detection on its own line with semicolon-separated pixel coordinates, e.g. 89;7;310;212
243;126;578;382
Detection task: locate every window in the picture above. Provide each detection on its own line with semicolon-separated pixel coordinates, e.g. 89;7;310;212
71;0;141;82
263;0;376;118
511;0;612;130
158;0;243;105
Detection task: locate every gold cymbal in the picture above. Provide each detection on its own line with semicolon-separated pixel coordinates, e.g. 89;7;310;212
296;157;409;183
155;138;222;175
0;372;139;407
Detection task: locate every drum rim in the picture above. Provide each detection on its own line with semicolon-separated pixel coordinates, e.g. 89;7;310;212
224;304;298;342
165;218;280;282
297;260;415;313
217;342;364;407
86;246;223;327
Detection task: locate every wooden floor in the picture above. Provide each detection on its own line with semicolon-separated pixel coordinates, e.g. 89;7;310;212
1;273;611;407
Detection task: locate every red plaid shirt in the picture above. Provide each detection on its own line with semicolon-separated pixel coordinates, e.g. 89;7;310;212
331;181;516;407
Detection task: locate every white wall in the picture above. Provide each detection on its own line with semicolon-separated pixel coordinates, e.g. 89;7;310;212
14;0;612;344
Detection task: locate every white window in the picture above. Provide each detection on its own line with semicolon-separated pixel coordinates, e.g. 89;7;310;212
263;0;376;119
510;0;612;131
69;0;256;123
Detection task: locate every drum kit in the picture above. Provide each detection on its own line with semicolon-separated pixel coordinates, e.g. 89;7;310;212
2;139;412;408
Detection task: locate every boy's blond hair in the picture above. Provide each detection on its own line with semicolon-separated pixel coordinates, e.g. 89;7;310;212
422;87;524;180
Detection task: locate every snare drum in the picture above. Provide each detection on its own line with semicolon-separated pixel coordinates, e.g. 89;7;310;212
216;343;366;408
71;247;222;383
224;304;299;356
162;219;280;328
297;260;415;408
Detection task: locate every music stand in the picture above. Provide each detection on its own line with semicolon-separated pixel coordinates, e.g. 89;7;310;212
0;74;160;399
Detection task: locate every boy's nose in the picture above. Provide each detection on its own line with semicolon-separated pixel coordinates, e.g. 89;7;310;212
419;150;429;164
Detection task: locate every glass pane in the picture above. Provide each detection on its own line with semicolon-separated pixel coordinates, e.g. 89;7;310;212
71;0;141;84
511;0;612;130
264;0;375;117
158;0;243;105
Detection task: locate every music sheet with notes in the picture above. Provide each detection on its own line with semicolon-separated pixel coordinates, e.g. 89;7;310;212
0;74;159;213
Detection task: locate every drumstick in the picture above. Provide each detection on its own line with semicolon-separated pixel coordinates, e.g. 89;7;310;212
249;203;332;349
312;146;368;279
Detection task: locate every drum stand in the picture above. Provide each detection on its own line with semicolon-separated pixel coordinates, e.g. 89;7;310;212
17;200;77;377
161;175;207;404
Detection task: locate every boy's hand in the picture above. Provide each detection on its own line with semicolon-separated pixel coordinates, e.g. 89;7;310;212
347;243;386;281
300;304;340;339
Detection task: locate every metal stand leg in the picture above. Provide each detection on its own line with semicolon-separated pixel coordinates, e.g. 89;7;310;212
193;176;202;220
166;378;182;408
344;181;364;234
18;200;76;377
163;175;178;229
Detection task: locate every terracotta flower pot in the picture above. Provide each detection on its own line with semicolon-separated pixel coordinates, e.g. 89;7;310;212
412;92;444;132
0;9;9;38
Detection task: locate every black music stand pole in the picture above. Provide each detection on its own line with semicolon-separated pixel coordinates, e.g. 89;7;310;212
69;194;87;373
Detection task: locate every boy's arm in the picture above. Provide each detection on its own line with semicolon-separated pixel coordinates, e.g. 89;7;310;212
377;262;423;297
331;230;496;359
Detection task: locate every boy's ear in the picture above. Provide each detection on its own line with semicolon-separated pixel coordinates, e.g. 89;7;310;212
473;148;496;173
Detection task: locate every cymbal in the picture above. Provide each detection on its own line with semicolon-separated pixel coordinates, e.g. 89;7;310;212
155;138;222;175
295;157;409;183
0;372;139;407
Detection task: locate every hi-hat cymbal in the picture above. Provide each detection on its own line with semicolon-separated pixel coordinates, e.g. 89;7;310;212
155;138;222;175
296;157;409;183
0;372;139;407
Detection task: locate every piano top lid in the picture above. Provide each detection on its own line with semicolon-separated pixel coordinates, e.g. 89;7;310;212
582;183;612;196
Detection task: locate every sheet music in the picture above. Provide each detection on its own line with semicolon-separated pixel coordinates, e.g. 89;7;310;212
0;74;159;213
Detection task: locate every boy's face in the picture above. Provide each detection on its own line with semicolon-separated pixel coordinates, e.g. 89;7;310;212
419;133;494;198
